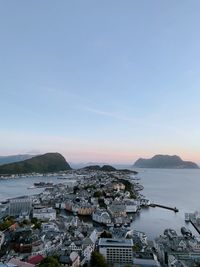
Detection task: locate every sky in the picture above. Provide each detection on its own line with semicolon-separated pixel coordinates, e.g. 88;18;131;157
0;1;200;164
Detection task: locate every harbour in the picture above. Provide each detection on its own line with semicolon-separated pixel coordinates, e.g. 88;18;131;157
0;168;200;238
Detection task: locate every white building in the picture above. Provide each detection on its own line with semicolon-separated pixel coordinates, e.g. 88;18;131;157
124;199;139;213
9;196;32;217
99;238;133;264
42;222;59;232
92;209;112;225
83;245;93;262
33;207;56;221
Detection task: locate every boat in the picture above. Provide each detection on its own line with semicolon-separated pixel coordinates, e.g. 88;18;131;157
164;228;177;239
33;182;54;188
27;186;36;189
181;227;192;237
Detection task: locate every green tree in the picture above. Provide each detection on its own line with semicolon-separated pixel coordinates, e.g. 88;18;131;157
39;256;61;267
90;251;108;267
31;217;41;229
0;217;15;231
133;243;141;252
93;191;103;198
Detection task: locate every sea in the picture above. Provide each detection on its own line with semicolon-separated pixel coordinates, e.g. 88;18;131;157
0;168;200;240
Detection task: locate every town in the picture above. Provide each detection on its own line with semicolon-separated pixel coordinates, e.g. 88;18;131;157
0;167;200;267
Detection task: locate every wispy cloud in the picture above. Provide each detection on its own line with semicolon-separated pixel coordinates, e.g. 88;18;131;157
40;86;94;105
79;105;196;141
80;106;137;123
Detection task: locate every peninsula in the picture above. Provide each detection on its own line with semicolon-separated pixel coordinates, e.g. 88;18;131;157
133;154;199;169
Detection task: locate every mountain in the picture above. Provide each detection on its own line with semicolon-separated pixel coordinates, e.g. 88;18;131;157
0;153;71;175
0;154;35;165
133;155;199;169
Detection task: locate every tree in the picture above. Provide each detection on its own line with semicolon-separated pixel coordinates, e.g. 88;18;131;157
90;251;108;267
0;216;15;231
31;217;41;229
39;256;61;267
93;191;103;198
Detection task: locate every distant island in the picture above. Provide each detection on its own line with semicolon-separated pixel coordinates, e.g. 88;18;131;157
0;153;71;175
133;154;199;169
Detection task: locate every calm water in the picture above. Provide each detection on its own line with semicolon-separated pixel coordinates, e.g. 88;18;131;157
0;176;74;201
0;169;200;239
132;168;200;239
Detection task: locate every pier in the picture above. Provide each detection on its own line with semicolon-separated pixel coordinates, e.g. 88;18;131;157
150;203;179;212
190;219;200;234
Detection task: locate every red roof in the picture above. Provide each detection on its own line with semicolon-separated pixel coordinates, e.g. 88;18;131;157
28;255;44;265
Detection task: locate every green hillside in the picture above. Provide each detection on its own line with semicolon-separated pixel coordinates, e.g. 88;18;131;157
0;153;71;175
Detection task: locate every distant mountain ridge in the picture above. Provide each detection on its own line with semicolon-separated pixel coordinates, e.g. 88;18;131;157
0;154;35;165
0;153;71;175
134;155;199;169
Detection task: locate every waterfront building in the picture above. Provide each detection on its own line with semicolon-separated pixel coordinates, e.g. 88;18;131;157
124;199;139;213
8;196;32;217
76;205;95;215
99;238;134;264
92;209;112;225
107;203;126;218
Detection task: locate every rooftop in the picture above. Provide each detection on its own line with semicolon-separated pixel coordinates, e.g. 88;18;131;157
99;238;133;247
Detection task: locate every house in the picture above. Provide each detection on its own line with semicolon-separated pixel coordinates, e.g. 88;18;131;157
83;245;93;263
59;252;80;267
42;222;59;232
68;241;83;252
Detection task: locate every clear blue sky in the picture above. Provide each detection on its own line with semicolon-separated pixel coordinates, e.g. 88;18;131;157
1;1;200;163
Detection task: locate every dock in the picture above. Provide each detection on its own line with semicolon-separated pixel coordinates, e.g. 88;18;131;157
190;219;200;234
150;203;179;212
